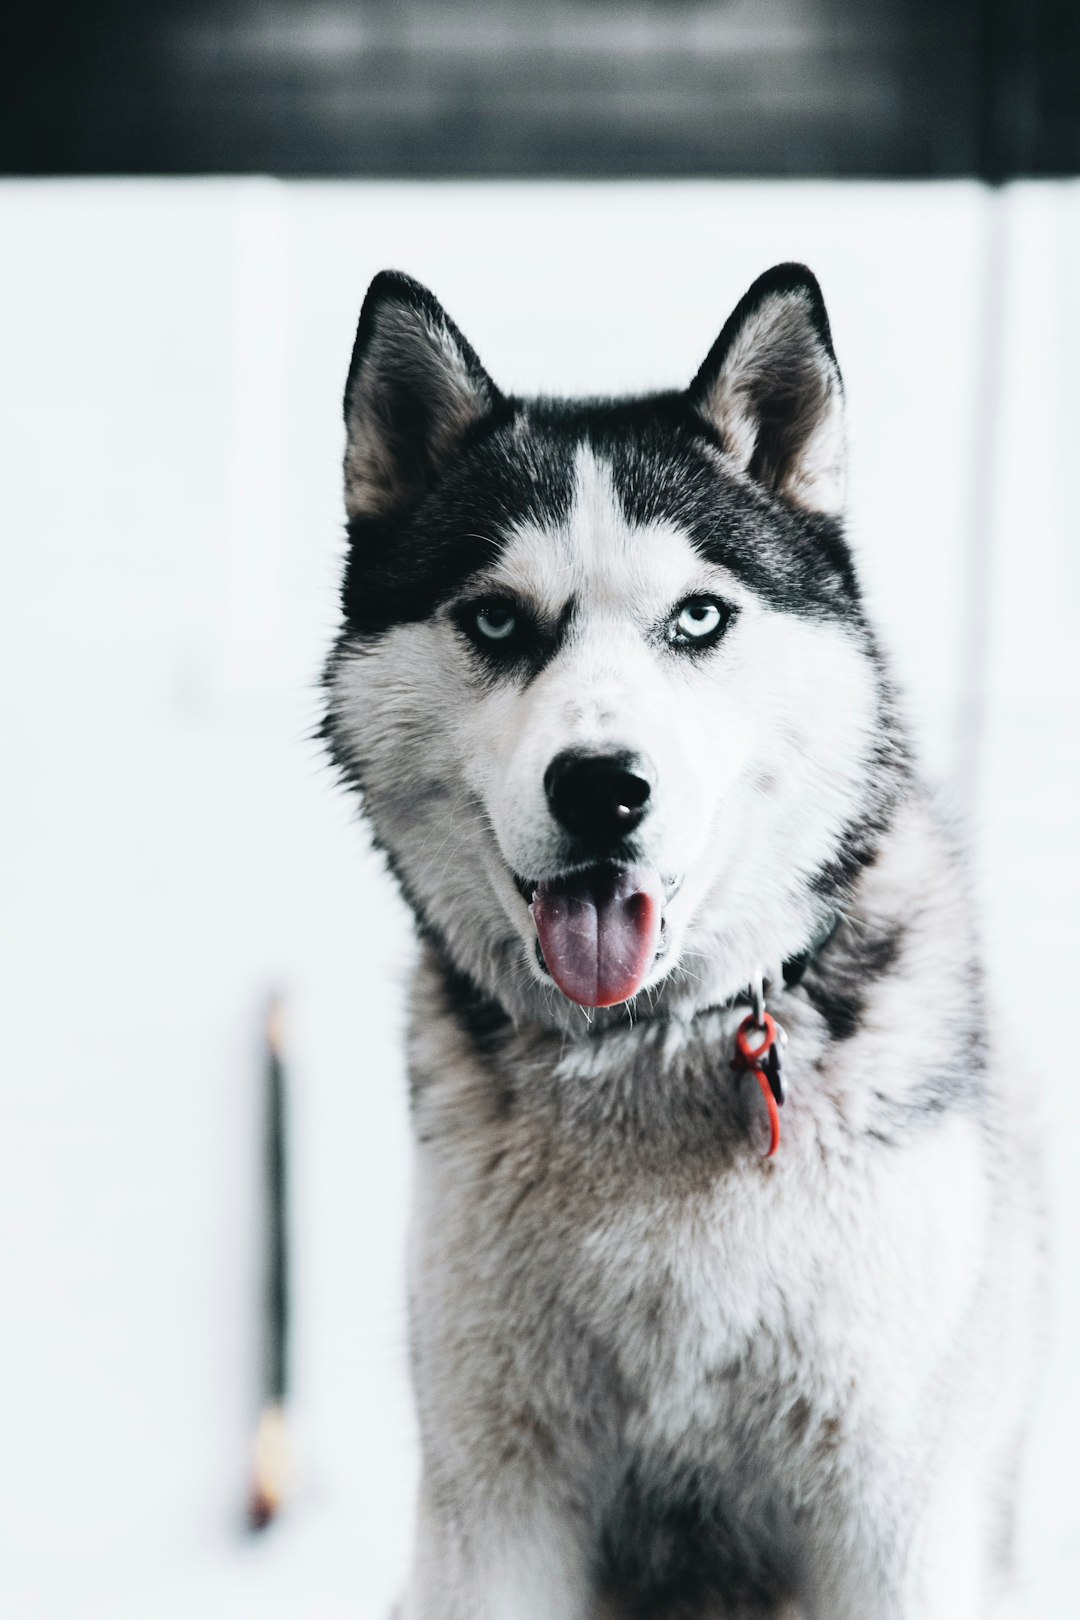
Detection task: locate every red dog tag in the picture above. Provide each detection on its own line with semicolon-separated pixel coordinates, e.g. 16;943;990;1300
735;1011;783;1158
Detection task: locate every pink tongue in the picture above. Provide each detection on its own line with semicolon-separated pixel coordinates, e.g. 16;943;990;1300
531;866;663;1008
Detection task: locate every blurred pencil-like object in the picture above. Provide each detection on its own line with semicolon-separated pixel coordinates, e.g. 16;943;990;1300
248;994;291;1532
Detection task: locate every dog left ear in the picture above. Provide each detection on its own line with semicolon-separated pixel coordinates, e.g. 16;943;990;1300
343;271;501;521
689;264;845;516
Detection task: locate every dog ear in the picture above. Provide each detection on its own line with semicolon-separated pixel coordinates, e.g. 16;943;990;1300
689;264;845;516
343;272;501;521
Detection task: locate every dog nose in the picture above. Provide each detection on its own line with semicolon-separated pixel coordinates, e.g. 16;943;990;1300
544;750;655;844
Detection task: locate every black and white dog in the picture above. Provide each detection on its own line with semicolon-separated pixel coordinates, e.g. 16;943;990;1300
324;266;1040;1619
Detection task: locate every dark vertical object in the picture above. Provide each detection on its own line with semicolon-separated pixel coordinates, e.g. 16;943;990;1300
248;994;291;1532
265;996;289;1406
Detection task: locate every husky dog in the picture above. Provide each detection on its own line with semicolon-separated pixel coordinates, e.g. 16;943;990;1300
323;265;1040;1619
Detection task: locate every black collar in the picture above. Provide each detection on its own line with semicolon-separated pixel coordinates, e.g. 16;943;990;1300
719;909;842;1013
778;910;842;992
438;911;843;1041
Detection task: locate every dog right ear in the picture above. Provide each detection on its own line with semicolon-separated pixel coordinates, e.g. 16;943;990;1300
343;272;501;522
689;264;845;516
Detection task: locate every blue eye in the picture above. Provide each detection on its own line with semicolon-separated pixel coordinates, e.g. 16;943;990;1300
475;604;517;641
455;595;534;662
677;602;720;637
670;597;730;646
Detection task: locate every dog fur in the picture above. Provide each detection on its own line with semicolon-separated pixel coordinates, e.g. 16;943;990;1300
323;265;1041;1619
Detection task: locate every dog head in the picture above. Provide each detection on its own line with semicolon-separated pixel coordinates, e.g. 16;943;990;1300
325;267;901;1028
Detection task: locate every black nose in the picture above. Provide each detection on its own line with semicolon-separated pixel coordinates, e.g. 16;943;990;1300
544;750;655;845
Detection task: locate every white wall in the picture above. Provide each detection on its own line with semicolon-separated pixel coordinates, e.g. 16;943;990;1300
0;179;1077;1616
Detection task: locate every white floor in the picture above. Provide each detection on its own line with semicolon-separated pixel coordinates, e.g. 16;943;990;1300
1;179;1078;1616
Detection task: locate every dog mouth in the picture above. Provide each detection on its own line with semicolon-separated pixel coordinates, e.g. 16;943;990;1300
514;865;680;1008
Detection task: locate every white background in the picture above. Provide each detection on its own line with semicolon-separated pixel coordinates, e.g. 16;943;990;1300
1;180;1077;1616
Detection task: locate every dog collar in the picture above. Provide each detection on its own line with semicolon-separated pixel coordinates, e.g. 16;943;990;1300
776;910;841;992
715;909;840;1017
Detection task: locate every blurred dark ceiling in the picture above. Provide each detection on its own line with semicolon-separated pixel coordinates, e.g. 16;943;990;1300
5;0;1078;178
